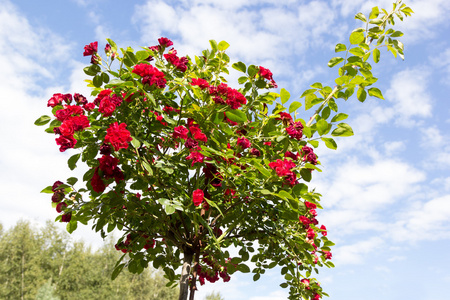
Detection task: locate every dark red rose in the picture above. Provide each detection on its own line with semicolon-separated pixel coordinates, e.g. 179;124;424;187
51;191;64;203
61;212;72;222
74;93;87;105
83;41;98;56
91;167;106;193
52;181;64;192
56;202;67;213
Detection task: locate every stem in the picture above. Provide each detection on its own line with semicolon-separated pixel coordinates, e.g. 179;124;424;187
305;86;339;127
178;248;194;300
189;248;201;300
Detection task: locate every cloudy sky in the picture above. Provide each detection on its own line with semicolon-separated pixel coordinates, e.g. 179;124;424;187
1;0;449;299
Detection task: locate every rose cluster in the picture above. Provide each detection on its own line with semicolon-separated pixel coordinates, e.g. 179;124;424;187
48;94;91;152
115;233;156;253
50;181;71;222
196;255;231;286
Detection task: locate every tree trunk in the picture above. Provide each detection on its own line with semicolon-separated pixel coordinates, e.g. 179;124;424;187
178;249;193;300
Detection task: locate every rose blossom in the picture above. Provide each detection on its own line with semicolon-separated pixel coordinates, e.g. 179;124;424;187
237;137;251;149
83;41;98;56
104;122;133;151
192;189;204;206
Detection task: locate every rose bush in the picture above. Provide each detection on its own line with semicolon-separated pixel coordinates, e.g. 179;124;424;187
36;2;413;299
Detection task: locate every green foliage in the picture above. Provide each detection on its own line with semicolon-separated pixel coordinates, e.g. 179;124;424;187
204;291;224;300
0;220;178;300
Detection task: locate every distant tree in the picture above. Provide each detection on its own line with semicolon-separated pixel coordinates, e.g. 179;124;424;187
0;220;177;300
35;278;60;300
0;220;46;299
205;291;224;300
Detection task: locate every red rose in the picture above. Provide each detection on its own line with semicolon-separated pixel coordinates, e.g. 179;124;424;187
56;202;67;213
191;78;209;89
55;135;77;152
320;225;327;236
61;212;72;222
52;181;64;192
99;96;117;117
186;150;204;166
91;167;106;193
51;192;64;203
237;137;251;149
104;122;132;151
158;37;173;48
192;189;204;206
83;41;98;56
173;125;189;140
47;93;64;107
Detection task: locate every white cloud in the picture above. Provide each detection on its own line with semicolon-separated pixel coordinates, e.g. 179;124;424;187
391;195;450;242
383;141;405;156
385;68;432;126
249;290;289;300
333;237;384;265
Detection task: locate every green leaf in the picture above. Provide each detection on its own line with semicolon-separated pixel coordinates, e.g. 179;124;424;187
321;106;330;120
289;101;302;113
280;283;288;288
237;264;250;273
247;65;259;77
165;205;176;215
280;88;290;104
391;31;404;37
68;153;81;171
34;115;51;126
142;159;153;176
218;41;230;51
93;74;103;88
300;168;312;182
66;177;78;186
131;137;141;149
316;119;329;136
328;57;344;67
111;263;125;280
373;48;380;63
368;87;384;99
83;64;101;76
355;12;367;22
331;113;348;122
311;82;323;89
232;62;247;73
357;87;367;102
238;76;247;84
101;72;110;83
253;273;261;281
349;47;365;57
349;29;365;45
300;89;317;98
335;43;347;53
369;6;380;19
66;220;78;234
41;186;54;194
331;123;354;137
321;137;337;150
209;40;218;52
135;50;150;61
225;110;247;123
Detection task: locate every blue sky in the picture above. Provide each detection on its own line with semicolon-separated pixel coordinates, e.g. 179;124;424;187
1;0;449;299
